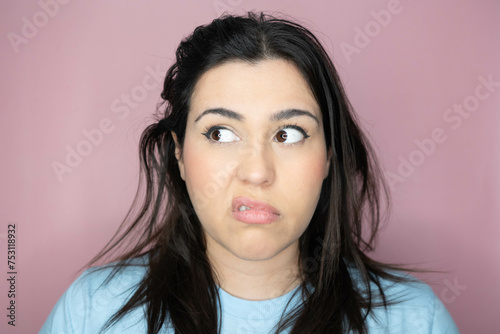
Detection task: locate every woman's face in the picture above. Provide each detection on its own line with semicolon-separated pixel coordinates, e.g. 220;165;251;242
174;59;330;263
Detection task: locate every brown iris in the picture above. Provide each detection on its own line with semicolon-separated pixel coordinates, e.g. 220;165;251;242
211;130;222;141
276;130;288;143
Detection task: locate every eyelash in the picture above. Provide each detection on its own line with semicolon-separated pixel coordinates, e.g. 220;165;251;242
201;123;310;145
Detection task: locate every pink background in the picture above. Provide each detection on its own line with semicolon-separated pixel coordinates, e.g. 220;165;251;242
1;0;499;333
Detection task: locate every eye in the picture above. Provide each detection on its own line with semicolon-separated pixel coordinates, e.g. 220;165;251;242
202;126;240;143
274;126;309;144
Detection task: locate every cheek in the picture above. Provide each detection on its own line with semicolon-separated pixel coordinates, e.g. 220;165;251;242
283;148;328;185
182;149;212;204
181;142;233;211
278;150;328;213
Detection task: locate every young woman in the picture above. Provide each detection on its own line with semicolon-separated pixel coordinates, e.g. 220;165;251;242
40;12;459;334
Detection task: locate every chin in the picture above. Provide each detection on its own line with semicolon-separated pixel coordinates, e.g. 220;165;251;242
231;242;285;262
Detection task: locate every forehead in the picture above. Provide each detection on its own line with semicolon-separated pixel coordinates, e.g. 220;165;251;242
189;59;320;118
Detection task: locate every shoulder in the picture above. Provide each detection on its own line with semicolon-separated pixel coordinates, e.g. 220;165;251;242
39;257;149;334
349;266;460;334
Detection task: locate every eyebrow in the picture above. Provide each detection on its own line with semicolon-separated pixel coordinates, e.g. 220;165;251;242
194;107;320;124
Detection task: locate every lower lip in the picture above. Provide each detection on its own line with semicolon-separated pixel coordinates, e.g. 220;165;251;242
232;210;280;224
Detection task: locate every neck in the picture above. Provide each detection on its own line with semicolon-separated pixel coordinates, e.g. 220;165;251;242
207;241;303;301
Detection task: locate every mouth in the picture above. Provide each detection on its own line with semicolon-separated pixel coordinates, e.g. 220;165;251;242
231;196;280;224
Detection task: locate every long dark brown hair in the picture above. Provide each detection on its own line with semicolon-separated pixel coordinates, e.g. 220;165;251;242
88;12;415;334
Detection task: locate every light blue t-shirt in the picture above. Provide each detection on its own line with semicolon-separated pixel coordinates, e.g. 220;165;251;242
40;262;459;333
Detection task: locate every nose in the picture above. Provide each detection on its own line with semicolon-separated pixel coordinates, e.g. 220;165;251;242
235;142;276;187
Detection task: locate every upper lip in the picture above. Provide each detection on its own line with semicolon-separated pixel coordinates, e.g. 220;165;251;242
232;196;280;215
